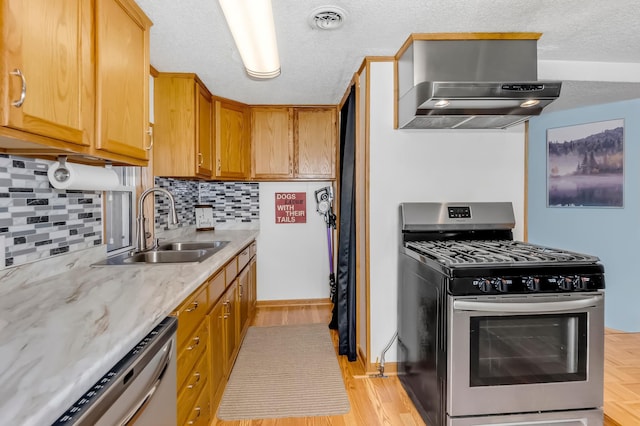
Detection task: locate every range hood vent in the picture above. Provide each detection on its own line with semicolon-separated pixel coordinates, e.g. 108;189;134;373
396;35;562;129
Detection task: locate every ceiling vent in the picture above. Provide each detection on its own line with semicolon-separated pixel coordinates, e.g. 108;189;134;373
308;6;346;30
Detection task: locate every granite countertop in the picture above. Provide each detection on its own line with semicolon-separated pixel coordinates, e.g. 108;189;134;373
0;228;259;425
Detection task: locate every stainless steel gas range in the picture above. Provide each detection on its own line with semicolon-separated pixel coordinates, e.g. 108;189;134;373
398;202;605;426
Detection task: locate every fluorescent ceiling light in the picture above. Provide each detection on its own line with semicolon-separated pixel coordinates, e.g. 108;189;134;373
219;0;281;79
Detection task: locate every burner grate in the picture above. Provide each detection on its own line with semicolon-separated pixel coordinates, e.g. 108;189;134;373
405;240;599;267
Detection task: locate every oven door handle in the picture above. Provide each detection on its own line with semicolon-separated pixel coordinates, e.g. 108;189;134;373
453;295;602;313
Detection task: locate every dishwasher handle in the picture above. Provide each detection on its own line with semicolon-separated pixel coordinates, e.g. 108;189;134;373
118;339;174;426
453;295;603;313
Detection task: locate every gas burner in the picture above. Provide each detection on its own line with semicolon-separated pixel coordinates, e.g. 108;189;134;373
405;240;600;267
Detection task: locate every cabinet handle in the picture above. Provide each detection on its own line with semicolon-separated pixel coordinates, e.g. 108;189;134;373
187;406;201;425
198;152;203;166
10;69;27;107
239;284;243;297
185;301;199;312
145;126;154;151
186;336;200;350
217;158;221;171
187;372;201;389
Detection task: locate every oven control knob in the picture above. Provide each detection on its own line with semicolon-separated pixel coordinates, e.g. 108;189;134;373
492;278;511;293
524;276;541;292
473;278;492;293
573;276;590;290
558;276;574;291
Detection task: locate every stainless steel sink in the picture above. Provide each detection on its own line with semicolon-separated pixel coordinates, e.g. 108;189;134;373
157;241;229;251
122;249;209;264
91;240;230;266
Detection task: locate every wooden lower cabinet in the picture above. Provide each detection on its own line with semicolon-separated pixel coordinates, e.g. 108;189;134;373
176;319;208;390
177;351;209;425
249;254;257;318
224;280;239;373
208;297;227;410
175;241;258;422
237;266;250;338
174;280;210;426
183;380;211;426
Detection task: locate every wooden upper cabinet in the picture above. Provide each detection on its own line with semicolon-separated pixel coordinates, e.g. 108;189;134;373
153;73;213;178
250;106;337;180
94;0;152;165
295;108;337;179
251;107;294;179
196;84;215;177
0;0;94;149
215;99;250;179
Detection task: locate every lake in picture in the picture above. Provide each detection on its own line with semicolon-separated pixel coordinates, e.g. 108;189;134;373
547;119;624;207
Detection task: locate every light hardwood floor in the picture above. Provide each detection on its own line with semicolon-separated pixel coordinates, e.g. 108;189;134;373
604;329;640;426
211;304;425;426
211;304;630;426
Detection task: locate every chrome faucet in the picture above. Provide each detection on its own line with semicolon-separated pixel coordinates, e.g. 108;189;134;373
135;187;179;252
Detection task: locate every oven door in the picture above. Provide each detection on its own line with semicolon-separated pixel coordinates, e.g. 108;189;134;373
447;292;604;417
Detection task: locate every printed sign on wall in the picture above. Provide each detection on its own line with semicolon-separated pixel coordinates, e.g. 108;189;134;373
275;192;306;223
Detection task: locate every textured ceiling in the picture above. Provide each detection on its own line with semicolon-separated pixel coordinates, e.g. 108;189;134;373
136;0;640;111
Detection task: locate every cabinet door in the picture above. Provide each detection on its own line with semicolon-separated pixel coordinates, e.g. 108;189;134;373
1;0;93;147
177;350;209;426
249;256;257;316
196;84;214;177
251;107;293;179
224;280;239;374
209;301;226;406
238;266;250;337
215;100;249;179
153;74;197;176
295;108;337;179
183;381;211;426
95;0;151;163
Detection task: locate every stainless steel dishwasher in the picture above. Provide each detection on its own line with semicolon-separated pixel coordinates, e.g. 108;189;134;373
53;316;177;426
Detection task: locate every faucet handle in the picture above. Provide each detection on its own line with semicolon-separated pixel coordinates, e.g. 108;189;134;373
150;238;160;250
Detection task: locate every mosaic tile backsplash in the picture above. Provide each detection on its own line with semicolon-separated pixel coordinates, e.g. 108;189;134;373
0;155;103;268
0;156;259;269
154;178;260;230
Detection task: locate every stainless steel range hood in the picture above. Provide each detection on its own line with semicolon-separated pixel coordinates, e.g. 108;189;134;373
396;35;562;129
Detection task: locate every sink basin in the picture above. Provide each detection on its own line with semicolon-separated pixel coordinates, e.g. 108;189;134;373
122;249;209;264
157;241;229;251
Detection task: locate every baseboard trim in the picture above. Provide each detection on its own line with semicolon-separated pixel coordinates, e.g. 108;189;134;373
256;298;333;308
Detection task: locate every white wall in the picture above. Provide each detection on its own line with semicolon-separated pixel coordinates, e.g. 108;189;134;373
257;181;334;301
366;61;527;362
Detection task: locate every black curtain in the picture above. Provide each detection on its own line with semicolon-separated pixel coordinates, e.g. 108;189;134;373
329;86;357;361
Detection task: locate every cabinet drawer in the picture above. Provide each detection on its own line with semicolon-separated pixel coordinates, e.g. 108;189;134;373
182;379;211;426
250;241;257;258
175;284;208;349
178;353;210;425
238;246;251;271
177;318;208;389
208;270;225;306
225;257;238;285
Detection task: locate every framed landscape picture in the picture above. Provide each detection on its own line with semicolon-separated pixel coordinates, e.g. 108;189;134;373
547;119;624;207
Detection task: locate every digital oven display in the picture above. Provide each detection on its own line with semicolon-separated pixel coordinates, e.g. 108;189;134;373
448;206;471;219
